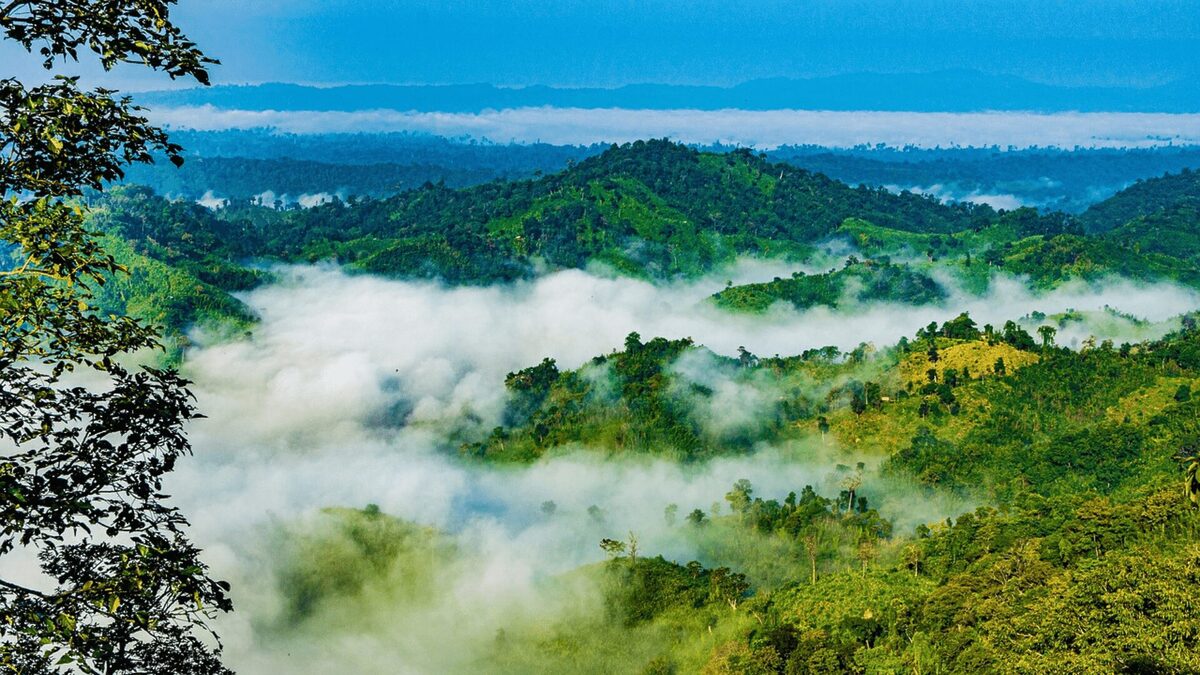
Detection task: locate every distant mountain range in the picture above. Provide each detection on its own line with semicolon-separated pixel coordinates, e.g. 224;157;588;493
134;71;1200;113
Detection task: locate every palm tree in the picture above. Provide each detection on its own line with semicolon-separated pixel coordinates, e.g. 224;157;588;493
802;529;821;584
903;544;923;577
1179;447;1200;507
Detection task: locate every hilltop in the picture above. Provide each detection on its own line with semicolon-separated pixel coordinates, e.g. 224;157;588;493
710;258;947;313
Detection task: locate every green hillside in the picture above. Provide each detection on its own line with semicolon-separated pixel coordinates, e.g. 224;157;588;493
80;188;261;353
90;145;1200;343
90;234;257;354
1102;198;1200;262
463;334;756;463
312;314;1200;673
88;185;268;292
996;233;1200;288
100;143;1200;294
711;258;947;313
463;312;1195;485
337;140;991;280
100;141;993;282
1080;168;1200;232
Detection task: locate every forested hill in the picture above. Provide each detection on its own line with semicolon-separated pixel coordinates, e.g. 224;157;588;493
89;140;1200;339
545;141;981;235
93;142;1197;288
276;140;1191;287
446;317;1200;672
1080;168;1200;232
239;140;1008;282
95;140;1003;282
711;259;947;314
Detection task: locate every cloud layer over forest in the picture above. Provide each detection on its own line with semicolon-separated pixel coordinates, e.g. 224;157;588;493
169;263;1200;672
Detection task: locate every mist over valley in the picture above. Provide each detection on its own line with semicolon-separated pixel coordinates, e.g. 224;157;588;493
6;3;1200;673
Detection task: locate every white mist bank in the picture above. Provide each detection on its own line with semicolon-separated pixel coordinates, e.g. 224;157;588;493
149;105;1200;149
194;190;341;210
168;263;1200;672
883;183;1033;211
185;442;855;673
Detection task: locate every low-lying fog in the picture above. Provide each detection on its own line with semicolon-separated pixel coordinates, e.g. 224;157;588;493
152;106;1200;149
171;262;1200;672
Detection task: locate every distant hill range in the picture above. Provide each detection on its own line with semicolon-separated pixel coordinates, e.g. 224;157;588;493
134;71;1200;113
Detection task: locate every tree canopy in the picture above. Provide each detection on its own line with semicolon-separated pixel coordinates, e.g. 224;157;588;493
1;2;231;672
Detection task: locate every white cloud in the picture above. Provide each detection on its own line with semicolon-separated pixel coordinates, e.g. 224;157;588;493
250;190;340;209
148;105;1200;149
196;189;230;210
296;192;336;208
885;183;1031;210
166;263;1199;672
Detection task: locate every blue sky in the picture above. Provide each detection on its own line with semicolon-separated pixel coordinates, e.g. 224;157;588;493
4;0;1199;89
